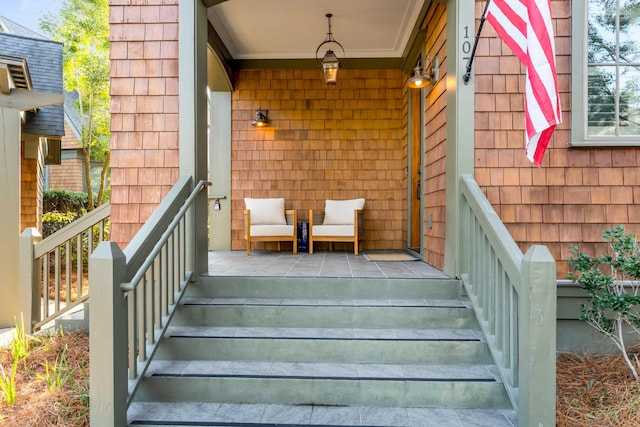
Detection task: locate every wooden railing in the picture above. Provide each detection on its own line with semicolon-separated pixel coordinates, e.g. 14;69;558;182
19;203;111;332
459;174;556;427
88;176;208;426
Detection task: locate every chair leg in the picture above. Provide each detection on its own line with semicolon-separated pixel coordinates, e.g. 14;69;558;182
293;238;297;254
247;242;251;255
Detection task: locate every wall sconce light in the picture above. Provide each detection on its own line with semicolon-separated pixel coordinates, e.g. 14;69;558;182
406;56;439;89
315;13;345;85
251;109;269;127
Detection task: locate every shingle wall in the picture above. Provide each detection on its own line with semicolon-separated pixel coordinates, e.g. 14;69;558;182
473;0;639;277
230;68;408;252
108;0;180;247
422;2;448;269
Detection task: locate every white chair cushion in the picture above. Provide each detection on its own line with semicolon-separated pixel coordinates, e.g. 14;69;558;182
312;224;355;237
244;198;286;225
250;224;294;237
323;198;365;225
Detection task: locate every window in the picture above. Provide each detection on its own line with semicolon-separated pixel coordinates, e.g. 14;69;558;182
571;0;640;145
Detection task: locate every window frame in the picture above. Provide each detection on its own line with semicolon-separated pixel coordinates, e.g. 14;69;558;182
570;0;640;147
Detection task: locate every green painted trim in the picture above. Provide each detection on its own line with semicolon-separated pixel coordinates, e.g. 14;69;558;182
202;0;228;7
235;57;403;70
208;92;232;250
179;0;209;276
570;1;586;144
207;22;234;67
402;29;427;74
569;140;640;147
444;0;475;277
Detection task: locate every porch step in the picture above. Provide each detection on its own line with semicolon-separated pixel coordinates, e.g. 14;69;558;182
127;277;515;426
127;402;518;426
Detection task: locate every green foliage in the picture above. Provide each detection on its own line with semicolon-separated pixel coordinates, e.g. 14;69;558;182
34;346;72;392
43;190;91;215
42;211;80;238
40;0;111;210
0;359;18;405
9;316;33;362
568;225;640;381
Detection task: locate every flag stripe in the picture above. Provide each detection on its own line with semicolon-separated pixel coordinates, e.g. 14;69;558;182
486;0;562;166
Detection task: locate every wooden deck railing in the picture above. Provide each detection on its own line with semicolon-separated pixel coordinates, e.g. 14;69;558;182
19;203;111;332
88;176;209;426
459;174;556;427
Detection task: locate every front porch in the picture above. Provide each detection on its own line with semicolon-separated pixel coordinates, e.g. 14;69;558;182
207;250;450;279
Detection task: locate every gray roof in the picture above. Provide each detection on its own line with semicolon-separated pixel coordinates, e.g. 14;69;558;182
0;16;64;137
64;90;85;140
0;16;48;40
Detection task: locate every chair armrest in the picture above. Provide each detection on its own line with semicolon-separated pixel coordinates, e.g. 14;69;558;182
309;209;325;227
285;209;297;225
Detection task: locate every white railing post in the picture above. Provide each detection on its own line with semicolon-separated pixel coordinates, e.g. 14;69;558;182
89;242;128;427
19;228;41;334
519;245;556;427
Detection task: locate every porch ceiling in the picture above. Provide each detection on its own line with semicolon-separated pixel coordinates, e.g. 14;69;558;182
206;0;430;71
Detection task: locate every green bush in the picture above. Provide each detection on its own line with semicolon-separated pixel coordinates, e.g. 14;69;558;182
43;190;92;216
42;211;80;238
568;224;640;382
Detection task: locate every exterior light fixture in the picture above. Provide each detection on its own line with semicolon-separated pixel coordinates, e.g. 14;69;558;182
251;109;269;127
406;56;439;89
315;13;345;85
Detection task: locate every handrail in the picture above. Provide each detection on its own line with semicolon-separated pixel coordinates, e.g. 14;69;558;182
121;180;209;292
20;203;111;332
459;174;556;427
89;176;209;426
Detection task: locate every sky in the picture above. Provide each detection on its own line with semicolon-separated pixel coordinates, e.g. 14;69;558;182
0;0;63;35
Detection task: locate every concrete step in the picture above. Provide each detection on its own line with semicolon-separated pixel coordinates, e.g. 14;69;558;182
189;276;463;300
128;402;518;426
172;299;478;329
133;360;511;410
156;326;493;365
127;277;514;426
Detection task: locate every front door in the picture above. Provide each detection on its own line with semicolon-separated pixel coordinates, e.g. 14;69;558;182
408;89;423;254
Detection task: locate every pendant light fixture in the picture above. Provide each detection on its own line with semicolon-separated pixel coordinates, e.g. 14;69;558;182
315;13;345;85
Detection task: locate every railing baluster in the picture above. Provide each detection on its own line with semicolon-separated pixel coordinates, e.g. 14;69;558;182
154;256;161;330
65;240;71;308
54;247;61;312
161;244;168;316
138;276;146;362
128;291;136;379
43;252;50;318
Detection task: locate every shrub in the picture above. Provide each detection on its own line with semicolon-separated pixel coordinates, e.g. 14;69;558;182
43;190;90;215
568;224;640;382
42;211;80;238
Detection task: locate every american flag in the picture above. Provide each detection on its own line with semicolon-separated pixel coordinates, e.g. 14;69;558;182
486;0;562;167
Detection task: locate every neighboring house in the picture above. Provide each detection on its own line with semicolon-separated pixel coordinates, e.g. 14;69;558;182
45;90;88;193
0;15;63;326
0;16;64;230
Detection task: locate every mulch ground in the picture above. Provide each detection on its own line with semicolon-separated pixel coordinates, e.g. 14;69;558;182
0;331;89;427
557;347;640;426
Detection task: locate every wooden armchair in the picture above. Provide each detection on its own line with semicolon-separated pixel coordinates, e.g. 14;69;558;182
244;198;297;255
309;198;365;255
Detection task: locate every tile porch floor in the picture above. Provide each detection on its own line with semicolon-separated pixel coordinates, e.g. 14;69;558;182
206;250;451;279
